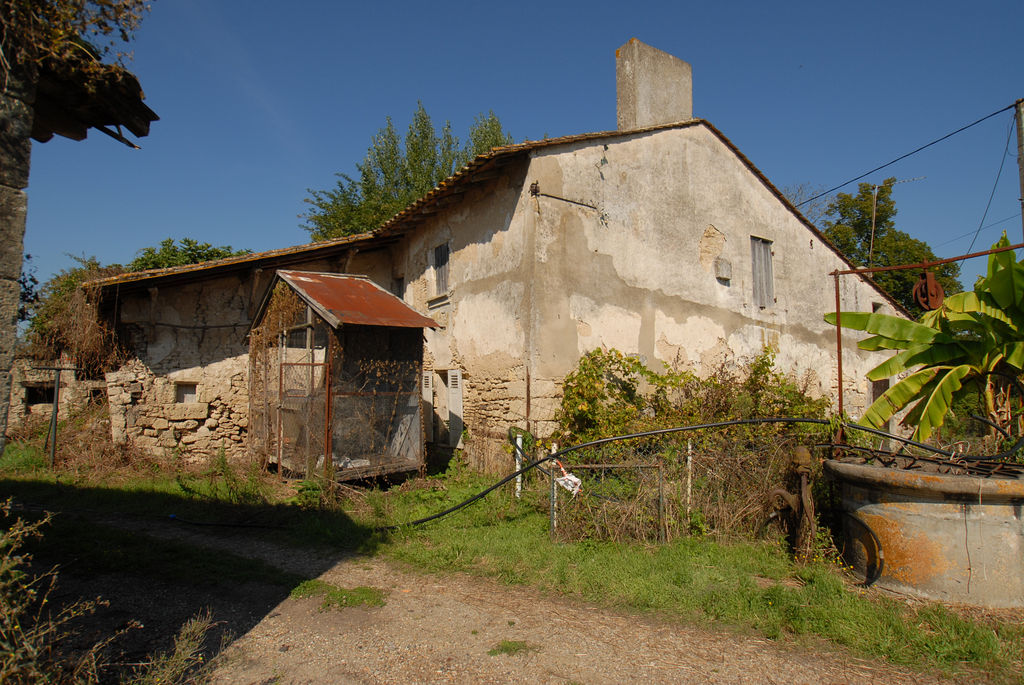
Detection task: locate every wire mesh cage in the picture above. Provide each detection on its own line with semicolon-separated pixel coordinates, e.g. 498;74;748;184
249;283;426;481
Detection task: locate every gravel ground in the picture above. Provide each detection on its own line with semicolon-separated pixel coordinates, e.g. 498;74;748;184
201;550;952;685
46;515;956;685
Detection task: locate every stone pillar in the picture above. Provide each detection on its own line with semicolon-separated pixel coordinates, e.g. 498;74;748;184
0;61;36;454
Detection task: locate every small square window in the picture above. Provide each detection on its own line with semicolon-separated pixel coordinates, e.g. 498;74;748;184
175;383;197;403
23;383;54;406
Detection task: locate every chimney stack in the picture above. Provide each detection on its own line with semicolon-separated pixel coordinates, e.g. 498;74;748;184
616;39;692;131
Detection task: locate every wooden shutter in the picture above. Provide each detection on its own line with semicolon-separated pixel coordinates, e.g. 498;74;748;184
751;237;774;309
421;369;434;442
447;369;463;448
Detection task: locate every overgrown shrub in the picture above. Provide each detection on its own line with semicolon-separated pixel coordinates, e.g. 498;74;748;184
25;256;124;377
549;348;833;543
0;500;111;683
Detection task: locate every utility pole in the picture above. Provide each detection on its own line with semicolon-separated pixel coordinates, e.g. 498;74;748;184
1016;98;1024;244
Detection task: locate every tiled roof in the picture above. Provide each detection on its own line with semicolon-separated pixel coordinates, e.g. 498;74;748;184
89;118;896;308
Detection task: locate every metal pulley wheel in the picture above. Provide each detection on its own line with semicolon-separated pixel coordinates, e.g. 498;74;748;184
912;271;944;310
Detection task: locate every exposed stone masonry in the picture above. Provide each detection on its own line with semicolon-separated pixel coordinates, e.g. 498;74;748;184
106;356;249;460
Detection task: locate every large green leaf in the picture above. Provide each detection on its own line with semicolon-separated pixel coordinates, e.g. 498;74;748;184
913;365;973;442
944;291;1017;329
865;343;965;381
857;335;912;352
985;234;1013;282
1002;342;1024;369
824;311;945;343
983;257;1024;310
858;367;944;430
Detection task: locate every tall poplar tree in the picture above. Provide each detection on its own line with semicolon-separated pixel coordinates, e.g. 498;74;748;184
302;104;514;241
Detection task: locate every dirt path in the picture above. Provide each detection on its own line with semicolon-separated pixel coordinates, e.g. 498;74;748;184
45;513;954;685
201;550;950;685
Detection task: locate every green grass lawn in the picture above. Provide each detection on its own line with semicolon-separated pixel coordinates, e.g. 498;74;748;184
3;450;1022;683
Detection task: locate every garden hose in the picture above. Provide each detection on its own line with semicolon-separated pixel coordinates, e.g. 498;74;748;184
383;417;1023;530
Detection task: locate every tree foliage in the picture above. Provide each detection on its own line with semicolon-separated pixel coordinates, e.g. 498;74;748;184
0;0;149;89
127;238;250;272
302;104;513;241
822;178;962;315
827;235;1024;445
26;237;250;371
17;254;38;323
25;255;123;374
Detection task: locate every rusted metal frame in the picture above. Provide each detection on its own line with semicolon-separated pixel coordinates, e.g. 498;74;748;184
832;443;1024;479
832;241;1024;277
324;329;334;485
830;241;1024;439
276;332;284;480
833;273;845;431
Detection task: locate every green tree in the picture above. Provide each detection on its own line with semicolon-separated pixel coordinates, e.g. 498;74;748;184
127;238;250;272
302;103;514;241
822;178;962;315
462;110;513;163
826;235;1024;445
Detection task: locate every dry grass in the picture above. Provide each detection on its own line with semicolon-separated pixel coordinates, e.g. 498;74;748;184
4;400;163;483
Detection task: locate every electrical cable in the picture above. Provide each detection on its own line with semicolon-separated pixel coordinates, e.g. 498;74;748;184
377;417;1024;532
966;117;1016;254
934;212;1021;248
796;103;1015;208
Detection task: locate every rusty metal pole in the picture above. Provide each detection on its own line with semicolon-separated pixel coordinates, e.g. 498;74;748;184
833;273;844;423
324;335;333;485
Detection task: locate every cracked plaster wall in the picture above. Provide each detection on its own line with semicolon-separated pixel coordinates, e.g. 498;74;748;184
400;126;897;470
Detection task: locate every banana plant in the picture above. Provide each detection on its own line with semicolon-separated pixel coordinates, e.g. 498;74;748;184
826;235;1024;443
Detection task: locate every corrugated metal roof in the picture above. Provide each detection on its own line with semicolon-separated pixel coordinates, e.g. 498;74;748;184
275;271;438;329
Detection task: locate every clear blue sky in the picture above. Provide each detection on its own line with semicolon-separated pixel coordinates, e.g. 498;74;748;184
23;0;1024;291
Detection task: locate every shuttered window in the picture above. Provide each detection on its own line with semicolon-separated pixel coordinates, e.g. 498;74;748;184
433;243;450;294
751;236;774;309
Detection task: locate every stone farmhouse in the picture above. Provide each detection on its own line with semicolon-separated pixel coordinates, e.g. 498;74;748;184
19;40;901;474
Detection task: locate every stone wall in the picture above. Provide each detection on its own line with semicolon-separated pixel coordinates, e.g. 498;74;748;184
0;61;36;453
5;354;106;428
106;273;254;460
105;356;249;459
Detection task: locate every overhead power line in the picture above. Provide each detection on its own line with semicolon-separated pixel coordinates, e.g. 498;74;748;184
796;102;1016;207
967;117;1016;254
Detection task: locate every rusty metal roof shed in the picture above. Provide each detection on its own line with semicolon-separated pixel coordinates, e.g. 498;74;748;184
256;271;438;331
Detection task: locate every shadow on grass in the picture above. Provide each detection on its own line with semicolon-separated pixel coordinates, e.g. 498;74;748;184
0;476;382;680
